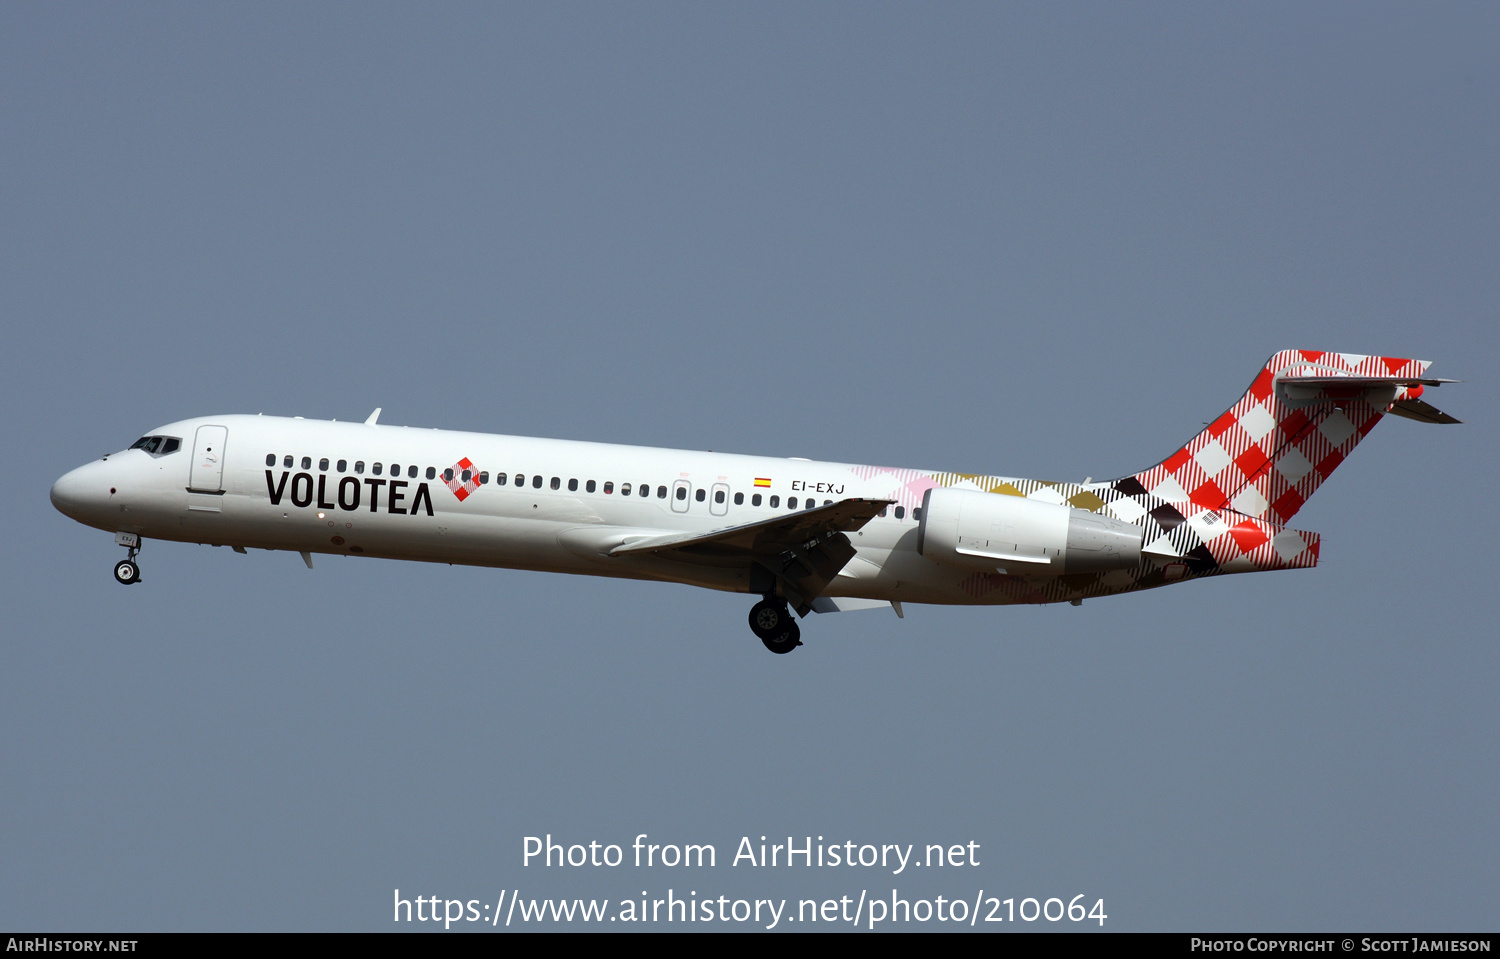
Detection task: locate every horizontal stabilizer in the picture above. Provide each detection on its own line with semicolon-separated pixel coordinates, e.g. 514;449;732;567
1276;375;1459;389
1386;398;1462;425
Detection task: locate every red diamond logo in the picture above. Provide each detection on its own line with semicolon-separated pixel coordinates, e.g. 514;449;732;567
443;457;481;502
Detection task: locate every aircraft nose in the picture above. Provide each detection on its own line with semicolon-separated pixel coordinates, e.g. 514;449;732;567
51;462;111;523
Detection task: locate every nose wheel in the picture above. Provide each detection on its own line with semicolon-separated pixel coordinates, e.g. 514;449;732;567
748;598;801;654
113;532;142;585
114;558;141;585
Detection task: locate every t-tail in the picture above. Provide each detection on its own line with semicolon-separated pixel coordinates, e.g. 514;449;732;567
1103;350;1460;576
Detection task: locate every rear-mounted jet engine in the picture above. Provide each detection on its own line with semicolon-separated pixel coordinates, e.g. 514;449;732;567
917;487;1143;575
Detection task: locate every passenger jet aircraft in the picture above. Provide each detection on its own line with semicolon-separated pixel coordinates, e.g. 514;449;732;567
52;350;1458;653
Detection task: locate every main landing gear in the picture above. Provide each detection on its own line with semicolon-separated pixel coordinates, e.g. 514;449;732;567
113;532;142;585
748;597;801;655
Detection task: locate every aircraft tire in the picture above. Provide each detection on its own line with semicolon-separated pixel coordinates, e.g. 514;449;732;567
760;620;801;655
748;599;790;641
113;559;140;585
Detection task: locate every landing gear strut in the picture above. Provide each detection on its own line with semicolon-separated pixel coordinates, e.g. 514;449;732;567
114;532;142;585
748;597;801;654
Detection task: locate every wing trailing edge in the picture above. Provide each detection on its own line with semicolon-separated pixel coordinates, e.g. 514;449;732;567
610;498;894;558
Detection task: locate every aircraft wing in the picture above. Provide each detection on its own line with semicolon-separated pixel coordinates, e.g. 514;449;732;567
611;498;894;558
612;498;894;613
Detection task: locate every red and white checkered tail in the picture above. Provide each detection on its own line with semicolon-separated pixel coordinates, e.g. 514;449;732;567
1112;350;1458;526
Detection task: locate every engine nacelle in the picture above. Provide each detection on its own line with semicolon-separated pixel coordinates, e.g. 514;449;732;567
917;487;1143;575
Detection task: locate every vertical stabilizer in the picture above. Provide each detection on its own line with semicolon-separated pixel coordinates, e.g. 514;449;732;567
1113;350;1450;526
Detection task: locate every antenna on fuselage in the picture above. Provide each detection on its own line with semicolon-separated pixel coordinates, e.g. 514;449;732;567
364;408;381;426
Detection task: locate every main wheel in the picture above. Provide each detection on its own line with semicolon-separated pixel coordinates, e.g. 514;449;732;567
113;559;140;585
748;599;790;641
760;620;801;655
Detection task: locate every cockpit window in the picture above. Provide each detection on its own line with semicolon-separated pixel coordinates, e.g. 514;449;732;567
130;435;181;456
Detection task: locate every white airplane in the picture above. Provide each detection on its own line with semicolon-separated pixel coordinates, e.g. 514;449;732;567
52;350;1458;653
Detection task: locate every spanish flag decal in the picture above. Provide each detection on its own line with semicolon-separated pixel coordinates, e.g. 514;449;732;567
754;478;772;488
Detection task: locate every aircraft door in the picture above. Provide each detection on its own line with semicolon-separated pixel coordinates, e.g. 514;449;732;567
710;482;729;516
671;479;691;513
189;425;228;492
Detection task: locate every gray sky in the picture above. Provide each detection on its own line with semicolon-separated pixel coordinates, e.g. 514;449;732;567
3;3;1496;931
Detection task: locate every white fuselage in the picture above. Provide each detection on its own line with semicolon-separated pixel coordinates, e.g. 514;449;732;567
52;414;998;605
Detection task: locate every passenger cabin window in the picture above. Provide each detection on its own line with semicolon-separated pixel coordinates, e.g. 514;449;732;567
657;486;667;499
514;474;524;486
621;483;631;496
604;482;614;494
319;458;329;471
788;497;798;509
338;460;348;473
752;493;762;506
695;488;705;502
496;473;508;485
284;455;294;468
355;461;365;474
715;490;725;504
532;475;542;489
769;495;780;508
426;467;436;480
373;463;383;476
894;506;905;519
550;476;560;490
587;480;597;493
266;454;275;467
734;492;743;505
478;471;488;485
443;468;454;482
301;456;312;470
676;487;687;501
461;469;471;482
568;478;578;491
390;463;400;476
408;465;418;478
640;484;649;498
913;507;923;520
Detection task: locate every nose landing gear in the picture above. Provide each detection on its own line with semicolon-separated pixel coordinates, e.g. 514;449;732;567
113;531;142;585
748;597;801;654
113;558;141;585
